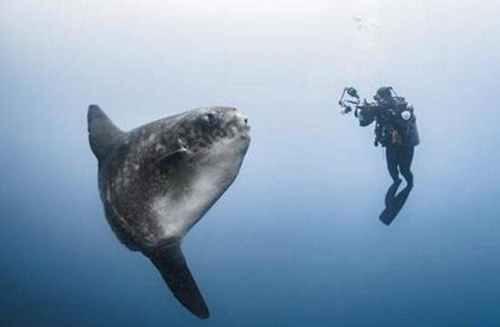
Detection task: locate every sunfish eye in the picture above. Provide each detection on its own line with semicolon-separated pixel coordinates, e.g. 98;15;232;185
201;113;217;126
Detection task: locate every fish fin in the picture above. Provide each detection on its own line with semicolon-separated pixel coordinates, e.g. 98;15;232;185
148;244;210;319
87;105;125;161
155;148;188;171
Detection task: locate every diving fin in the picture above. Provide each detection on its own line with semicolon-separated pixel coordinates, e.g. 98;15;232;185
379;185;412;225
148;244;210;319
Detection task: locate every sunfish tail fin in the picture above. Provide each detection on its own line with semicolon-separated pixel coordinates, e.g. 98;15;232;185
87;104;125;161
148;244;210;319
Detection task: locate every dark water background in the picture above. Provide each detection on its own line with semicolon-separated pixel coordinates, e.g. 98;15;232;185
1;1;500;326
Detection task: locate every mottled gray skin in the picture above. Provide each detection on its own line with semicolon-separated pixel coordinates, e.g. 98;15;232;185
94;107;251;254
88;105;250;318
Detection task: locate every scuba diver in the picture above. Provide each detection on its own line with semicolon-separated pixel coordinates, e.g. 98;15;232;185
338;86;420;224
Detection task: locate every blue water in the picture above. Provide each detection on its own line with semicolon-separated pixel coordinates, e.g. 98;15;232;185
2;1;500;326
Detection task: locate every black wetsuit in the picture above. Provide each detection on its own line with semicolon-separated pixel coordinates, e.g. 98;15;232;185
355;94;419;224
386;145;414;187
357;97;419;187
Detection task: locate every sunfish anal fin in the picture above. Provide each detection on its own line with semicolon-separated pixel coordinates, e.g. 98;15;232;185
148;244;210;319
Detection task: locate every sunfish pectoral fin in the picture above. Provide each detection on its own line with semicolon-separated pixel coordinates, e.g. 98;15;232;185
155;148;189;171
148;244;210;319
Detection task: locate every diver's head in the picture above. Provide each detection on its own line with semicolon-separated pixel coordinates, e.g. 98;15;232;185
374;86;393;102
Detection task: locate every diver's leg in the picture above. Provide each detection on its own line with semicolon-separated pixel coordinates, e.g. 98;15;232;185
381;146;404;225
380;146;414;225
385;146;401;183
399;146;414;189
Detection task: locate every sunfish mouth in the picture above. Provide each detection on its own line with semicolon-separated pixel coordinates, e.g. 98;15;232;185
224;111;251;140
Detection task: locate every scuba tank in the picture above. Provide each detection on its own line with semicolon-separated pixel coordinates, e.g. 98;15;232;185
386;102;420;147
400;105;420;146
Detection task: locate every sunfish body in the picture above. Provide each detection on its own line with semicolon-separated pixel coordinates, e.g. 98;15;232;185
87;105;251;319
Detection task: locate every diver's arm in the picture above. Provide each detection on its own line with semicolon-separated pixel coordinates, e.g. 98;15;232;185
357;104;378;127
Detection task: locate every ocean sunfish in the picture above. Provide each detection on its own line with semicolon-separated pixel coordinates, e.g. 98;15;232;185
87;105;251;319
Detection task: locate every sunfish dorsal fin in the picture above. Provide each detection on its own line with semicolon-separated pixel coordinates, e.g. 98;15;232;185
148;244;210;319
87;105;125;161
